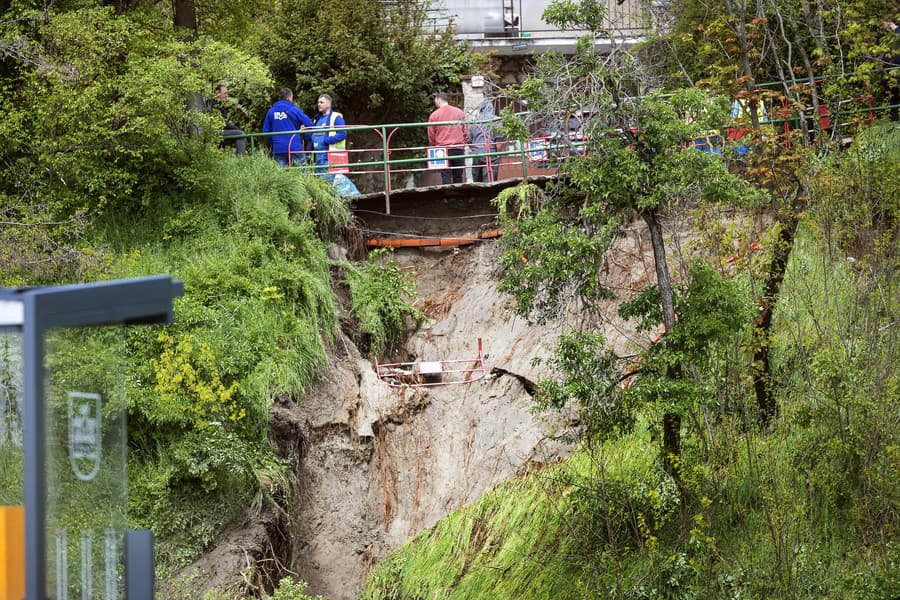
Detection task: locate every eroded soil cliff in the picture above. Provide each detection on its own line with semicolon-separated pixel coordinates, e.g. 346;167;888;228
174;210;660;599
288;223;657;598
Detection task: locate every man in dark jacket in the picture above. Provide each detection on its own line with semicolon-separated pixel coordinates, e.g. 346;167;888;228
263;88;314;166
468;100;500;183
213;84;246;155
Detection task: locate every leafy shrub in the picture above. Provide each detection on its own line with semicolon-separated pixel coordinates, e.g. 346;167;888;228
266;578;326;600
342;248;425;355
107;155;346;572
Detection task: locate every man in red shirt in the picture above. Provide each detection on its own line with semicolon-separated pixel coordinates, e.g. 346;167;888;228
427;92;468;184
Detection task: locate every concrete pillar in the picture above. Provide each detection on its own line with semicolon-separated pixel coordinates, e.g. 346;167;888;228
461;76;488;183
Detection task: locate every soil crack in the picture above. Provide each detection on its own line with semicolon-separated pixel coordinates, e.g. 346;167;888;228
489;366;538;396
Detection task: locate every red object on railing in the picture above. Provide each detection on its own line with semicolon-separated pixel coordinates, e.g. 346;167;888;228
328;150;350;173
374;338;488;388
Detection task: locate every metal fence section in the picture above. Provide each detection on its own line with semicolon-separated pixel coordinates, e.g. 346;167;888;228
241;70;898;212
245;117;569;213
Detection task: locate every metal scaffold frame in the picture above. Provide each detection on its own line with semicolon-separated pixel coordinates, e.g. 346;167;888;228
375;338;489;387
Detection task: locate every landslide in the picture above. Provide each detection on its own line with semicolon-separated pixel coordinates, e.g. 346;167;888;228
174;201;659;599
283;217;658;598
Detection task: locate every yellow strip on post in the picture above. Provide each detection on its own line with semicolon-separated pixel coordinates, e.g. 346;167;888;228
0;506;25;600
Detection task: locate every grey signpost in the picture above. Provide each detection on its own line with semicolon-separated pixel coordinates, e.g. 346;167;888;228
0;275;183;600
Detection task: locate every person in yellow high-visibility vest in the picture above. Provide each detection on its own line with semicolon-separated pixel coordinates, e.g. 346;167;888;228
307;94;347;174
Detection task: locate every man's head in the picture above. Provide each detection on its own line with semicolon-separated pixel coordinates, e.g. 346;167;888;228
278;88;294;101
317;94;333;114
215;84;228;102
434;92;449;108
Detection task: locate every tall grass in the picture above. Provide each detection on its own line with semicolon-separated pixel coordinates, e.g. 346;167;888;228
89;153;353;572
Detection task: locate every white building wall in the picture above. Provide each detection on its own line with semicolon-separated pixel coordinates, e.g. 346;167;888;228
432;0;645;34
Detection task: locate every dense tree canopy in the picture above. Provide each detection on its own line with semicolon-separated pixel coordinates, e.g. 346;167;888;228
0;0;463;283
253;0;463;123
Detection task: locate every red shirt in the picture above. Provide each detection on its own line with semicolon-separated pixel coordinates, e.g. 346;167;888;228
428;104;468;148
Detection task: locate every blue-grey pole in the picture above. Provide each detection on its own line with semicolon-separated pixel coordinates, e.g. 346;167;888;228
24;295;47;600
125;530;155;600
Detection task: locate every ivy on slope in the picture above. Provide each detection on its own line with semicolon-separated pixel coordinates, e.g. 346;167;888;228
363;431;678;600
365;409;898;599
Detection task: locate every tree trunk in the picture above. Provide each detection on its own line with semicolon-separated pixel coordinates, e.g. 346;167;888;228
753;190;806;426
173;0;197;36
643;209;681;475
643;210;677;332
723;0;761;129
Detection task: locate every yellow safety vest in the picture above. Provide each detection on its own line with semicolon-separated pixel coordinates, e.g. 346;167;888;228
328;111;346;150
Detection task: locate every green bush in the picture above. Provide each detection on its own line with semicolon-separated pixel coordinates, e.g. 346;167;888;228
103;155;347;572
342;248;425;355
265;578;326;600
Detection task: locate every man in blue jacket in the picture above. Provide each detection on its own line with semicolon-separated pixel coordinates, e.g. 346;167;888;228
263;88;314;166
307;94;347;174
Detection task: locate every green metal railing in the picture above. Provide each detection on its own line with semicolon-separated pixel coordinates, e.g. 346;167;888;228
234;69;899;212
243;117;554;213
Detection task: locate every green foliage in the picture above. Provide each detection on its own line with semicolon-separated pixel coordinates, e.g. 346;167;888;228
493;186;618;323
265;578;326;600
534;331;634;442
363;436;686;600
0;4;272;223
363;456;587;600
492;182;544;223
768;125;899;565
541;0;608;34
342;248;425;355
645;0;900;140
809;122;900;263
255;0;460;124
0;199;100;286
669;261;755;354
103;155;342;572
189;0;276;47
563;88;760;216
150;331;243;428
620;261;754;417
496;105;531;143
0;333;24;506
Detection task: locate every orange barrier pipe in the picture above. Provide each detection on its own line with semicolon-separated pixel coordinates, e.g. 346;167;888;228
366;228;503;248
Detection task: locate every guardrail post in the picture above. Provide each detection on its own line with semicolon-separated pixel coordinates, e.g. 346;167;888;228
521;141;528;182
381;125;391;215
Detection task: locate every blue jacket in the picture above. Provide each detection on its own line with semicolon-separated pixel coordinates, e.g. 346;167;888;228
263;100;314;155
307;110;347;167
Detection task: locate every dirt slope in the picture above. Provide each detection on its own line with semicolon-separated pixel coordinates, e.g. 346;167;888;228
173;213;659;599
289;223;656;598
